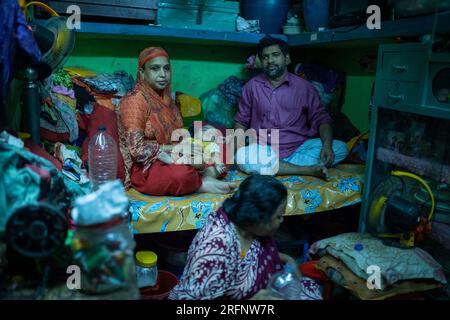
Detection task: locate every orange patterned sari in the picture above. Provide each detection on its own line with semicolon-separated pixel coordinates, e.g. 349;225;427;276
118;47;183;189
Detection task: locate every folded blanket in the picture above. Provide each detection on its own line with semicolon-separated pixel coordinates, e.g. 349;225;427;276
310;232;447;289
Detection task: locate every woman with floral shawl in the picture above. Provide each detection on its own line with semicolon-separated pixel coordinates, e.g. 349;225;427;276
169;175;322;300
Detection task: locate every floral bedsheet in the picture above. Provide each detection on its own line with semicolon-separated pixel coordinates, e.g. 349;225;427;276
128;164;365;234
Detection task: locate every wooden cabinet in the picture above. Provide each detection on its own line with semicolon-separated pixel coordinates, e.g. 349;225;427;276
42;0;159;21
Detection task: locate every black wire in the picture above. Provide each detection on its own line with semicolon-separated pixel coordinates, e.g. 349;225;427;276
330;23;365;43
332;23;365;34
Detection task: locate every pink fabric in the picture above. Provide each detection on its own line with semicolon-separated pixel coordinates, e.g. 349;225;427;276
52;86;75;99
235;72;332;158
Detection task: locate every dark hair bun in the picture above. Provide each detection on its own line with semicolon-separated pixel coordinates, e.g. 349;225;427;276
223;175;287;226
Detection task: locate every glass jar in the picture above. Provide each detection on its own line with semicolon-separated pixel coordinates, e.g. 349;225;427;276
135;251;158;288
71;217;139;298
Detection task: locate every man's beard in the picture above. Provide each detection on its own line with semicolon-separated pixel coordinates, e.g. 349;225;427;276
263;64;285;80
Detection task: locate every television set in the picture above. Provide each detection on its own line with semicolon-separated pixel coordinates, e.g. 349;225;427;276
328;0;389;28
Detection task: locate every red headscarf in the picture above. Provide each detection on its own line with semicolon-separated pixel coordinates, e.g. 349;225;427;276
137;47;172;108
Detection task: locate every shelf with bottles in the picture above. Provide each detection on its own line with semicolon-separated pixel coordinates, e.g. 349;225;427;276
288;11;450;47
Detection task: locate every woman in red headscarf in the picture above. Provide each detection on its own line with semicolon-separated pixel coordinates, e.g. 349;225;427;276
118;47;235;196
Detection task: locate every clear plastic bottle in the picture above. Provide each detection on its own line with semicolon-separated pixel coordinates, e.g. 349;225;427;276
88;126;117;190
268;264;303;300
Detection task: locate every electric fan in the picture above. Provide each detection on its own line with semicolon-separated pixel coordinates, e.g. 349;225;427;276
19;2;75;144
368;170;435;248
30;16;75;72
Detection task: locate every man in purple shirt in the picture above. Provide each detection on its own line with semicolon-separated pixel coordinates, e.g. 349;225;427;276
234;36;348;179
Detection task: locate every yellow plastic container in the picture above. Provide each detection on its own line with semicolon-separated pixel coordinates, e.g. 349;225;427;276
136;251;158;288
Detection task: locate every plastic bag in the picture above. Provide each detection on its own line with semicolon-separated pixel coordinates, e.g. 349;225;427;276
200;89;237;129
71;181;139;297
200;76;244;128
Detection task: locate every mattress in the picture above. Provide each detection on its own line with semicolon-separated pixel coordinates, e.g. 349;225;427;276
128;164;365;234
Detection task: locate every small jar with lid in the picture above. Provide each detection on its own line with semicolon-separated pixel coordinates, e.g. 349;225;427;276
135;251;158;288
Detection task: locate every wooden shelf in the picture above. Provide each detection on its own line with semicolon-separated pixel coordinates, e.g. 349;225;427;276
64;11;450;47
76;22;287;46
288;11;450;47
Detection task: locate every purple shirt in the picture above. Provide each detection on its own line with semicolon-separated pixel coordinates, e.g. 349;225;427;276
235;72;333;158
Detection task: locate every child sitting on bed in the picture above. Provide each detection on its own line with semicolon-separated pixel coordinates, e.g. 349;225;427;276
178;122;228;178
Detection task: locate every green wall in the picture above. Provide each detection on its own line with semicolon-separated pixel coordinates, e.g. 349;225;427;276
66;34;253;99
341;76;373;133
295;45;378;133
67;34;376;132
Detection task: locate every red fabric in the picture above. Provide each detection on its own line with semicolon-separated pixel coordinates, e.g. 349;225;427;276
136;47;173;113
131;160;202;196
40;128;70;143
138;47;170;78
299;261;333;300
25;140;63;171
299;261;327;281
77;113;89;132
81;103;125;181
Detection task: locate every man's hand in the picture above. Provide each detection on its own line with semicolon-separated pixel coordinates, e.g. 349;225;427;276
319;123;334;167
320;143;334;167
233;122;249;155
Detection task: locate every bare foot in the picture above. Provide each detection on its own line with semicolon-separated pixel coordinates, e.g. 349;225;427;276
202;166;220;179
306;165;329;180
198;177;236;194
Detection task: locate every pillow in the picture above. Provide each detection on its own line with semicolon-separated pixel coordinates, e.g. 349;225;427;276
310;232;447;288
317;254;443;300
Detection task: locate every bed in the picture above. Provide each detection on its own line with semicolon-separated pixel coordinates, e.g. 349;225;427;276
127;164;365;234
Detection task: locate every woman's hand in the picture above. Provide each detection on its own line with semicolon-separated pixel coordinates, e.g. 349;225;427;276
157;151;174;164
279;252;296;265
250;289;282;300
172;141;206;169
157;144;174;164
279;252;302;277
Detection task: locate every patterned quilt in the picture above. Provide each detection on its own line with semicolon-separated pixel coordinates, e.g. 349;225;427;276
128;164;365;234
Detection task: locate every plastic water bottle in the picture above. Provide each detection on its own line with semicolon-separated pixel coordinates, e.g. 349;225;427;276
268;264;303;300
88;126;117;190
